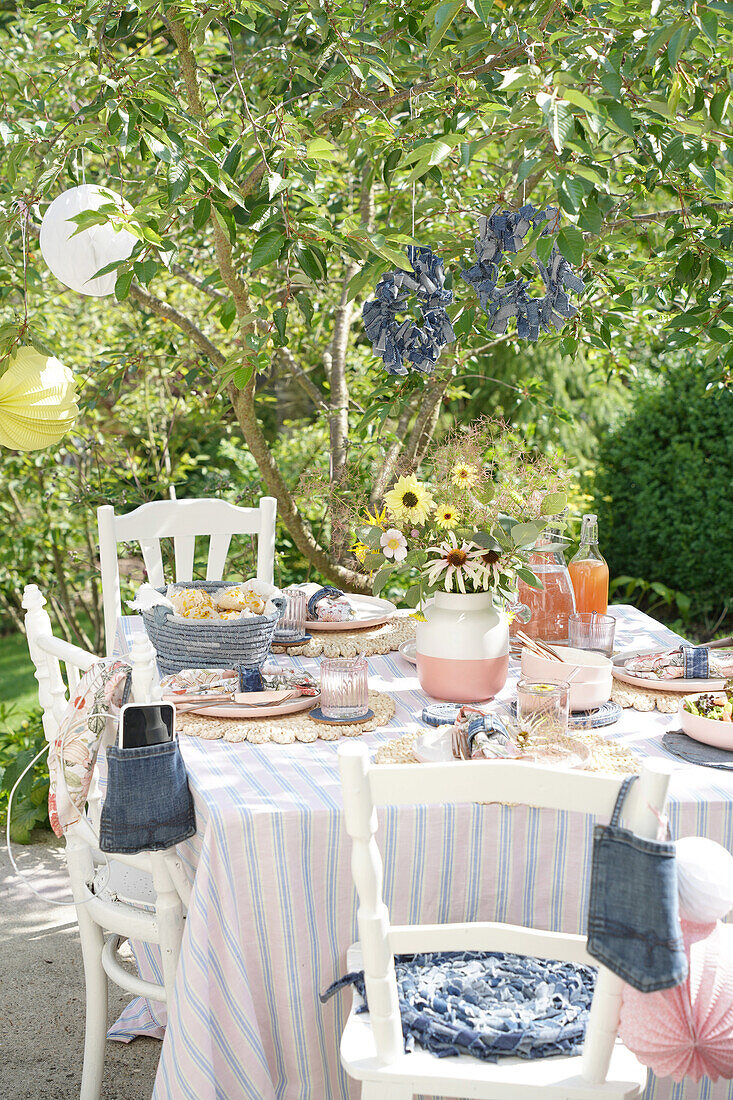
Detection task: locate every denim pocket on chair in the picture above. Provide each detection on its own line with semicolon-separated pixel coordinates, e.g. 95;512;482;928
100;740;196;854
586;776;687;992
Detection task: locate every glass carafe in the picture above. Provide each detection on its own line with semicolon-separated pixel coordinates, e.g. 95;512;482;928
509;533;576;646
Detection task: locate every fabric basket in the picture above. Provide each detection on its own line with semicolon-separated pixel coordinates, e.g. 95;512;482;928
141;581;285;676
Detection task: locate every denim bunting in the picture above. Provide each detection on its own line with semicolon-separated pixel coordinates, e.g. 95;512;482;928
322;950;597;1062
362;245;456;376
462;206;584;341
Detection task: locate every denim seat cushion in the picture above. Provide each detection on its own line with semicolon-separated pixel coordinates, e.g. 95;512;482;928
323;950;597;1062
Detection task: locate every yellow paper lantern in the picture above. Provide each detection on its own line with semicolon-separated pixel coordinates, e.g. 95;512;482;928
0;346;79;451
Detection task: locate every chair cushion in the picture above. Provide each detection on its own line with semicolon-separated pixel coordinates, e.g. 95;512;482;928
324;950;597;1063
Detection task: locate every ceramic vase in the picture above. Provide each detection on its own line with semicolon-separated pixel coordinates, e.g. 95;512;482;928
415;591;509;703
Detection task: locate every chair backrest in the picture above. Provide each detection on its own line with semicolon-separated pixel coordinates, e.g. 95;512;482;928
338;744;672;1082
97;495;277;654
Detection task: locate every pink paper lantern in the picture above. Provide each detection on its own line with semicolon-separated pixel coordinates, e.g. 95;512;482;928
619;919;733;1083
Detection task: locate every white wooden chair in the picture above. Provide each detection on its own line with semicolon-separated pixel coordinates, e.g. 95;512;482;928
22;583;191;1100
337;744;672;1100
97;495;278;654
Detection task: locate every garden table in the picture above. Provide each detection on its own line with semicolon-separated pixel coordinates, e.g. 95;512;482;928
111;605;733;1100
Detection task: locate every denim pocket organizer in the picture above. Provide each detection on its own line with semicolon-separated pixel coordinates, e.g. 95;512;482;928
586;775;687;992
100;739;196;854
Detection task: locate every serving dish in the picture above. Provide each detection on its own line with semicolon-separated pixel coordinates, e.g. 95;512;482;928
520;645;613;712
679;693;733;750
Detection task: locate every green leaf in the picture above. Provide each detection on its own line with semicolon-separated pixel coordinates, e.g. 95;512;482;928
167;158;190;203
606;100;635;138
549;100;573;152
541;491;567;516
710;89;730;124
267;172;288;201
428;2;462;54
667;25;689;69
321;62;349;90
557;225;584;266
600;71;622;98
373;564;395;596
578;197;603;236
250;229;286;272
535;234;554;265
558;176;584;214
193;197;211;231
305;137;337;161
511;521;542;547
296;244;327;282
114;271;133;301
709;255;727;295
272;306;288;343
473;0;494;22
382;148;401;189
515;565;544;591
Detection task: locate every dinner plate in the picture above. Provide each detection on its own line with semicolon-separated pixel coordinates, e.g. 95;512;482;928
398;640;417;665
188;692;319;718
308;595;396;632
612;648;725;693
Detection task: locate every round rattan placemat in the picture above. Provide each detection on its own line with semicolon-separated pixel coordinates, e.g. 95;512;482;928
271;613;416;658
177;690;395;744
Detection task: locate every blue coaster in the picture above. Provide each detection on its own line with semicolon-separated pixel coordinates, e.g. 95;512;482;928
308;707;374;725
272;633;312;647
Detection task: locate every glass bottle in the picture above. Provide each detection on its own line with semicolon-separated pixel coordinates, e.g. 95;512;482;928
509;530;576;646
568;513;609;614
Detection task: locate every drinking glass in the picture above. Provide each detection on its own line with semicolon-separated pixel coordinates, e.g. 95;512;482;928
568;611;616;657
516;679;569;748
273;587;307;641
320;655;369;720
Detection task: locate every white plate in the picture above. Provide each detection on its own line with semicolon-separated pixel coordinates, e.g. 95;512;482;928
189;692;319;718
308;595;396;632
399;641;417;665
612;648;725;693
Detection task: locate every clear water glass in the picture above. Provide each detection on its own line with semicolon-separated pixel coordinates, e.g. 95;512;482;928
320;655;369;720
516;679;569;747
273;587;307;641
568;611;616;657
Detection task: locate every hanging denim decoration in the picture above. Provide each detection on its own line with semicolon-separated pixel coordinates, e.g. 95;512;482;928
362;245;455;376
586;776;687;992
461;206;584;341
100;739;196;854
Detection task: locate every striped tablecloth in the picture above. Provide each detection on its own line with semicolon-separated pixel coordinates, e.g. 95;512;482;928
112;606;733;1100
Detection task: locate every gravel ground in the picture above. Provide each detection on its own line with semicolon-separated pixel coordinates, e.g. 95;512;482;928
0;835;159;1099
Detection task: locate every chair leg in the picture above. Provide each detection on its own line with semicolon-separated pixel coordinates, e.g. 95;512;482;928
77;910;108;1100
361;1083;412;1099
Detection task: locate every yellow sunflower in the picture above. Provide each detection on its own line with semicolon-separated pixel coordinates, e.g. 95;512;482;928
434;503;460;529
451;462;479;489
384;474;434;526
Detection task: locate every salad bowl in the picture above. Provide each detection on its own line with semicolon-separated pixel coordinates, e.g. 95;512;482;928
680;689;733;750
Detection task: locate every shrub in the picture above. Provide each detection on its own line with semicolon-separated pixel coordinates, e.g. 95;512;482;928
593;366;733;625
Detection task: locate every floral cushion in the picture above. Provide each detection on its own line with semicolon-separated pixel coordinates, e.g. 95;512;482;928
48;659;131;837
323;950;596;1062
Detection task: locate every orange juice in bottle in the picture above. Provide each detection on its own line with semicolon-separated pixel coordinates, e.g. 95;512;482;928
569;514;609;614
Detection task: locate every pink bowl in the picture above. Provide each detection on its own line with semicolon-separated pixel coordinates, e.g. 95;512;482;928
680;695;733;750
520;645;613;712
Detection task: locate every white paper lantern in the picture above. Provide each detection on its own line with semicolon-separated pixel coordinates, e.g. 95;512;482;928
0;345;78;451
39;184;137;296
676;836;733;924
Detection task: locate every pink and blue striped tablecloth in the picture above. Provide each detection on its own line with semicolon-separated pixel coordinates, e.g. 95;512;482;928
112;606;733;1100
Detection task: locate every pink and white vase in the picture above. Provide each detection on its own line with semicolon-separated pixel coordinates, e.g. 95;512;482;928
415;591;509;703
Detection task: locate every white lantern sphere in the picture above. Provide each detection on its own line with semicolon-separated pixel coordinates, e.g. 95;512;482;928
676;836;733;924
39;184;137;296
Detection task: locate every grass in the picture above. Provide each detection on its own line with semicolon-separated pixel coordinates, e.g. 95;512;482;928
0;632;38;721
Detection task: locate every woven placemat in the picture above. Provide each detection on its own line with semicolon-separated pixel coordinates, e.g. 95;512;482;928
375;729;639;775
611;680;681;714
271;613;416;658
177;690;395;744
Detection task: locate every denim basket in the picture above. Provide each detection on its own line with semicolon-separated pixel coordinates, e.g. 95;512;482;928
100;739;196;854
141;581;285;675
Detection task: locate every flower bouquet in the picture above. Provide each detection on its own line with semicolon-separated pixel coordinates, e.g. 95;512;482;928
352;423;567;608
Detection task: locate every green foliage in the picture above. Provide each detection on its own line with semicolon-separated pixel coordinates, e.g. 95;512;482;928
594;366;733;628
0;706;50;843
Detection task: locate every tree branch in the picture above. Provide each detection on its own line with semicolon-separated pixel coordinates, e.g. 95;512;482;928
402;374;451;468
128;282;226;366
170;263;227;301
276;347;328;411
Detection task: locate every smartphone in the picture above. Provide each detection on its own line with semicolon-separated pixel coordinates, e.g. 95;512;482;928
119;702;176;749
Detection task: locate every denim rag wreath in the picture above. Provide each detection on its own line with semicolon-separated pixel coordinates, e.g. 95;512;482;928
462;206;585;341
362;245;455;376
322;950;597;1062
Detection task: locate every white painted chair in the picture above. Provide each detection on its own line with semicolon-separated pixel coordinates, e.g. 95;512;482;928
97;495;278;654
338;745;672;1100
22;583;191;1100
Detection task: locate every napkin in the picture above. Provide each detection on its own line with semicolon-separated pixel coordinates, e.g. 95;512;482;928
296;583;355;622
625;646;733;681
